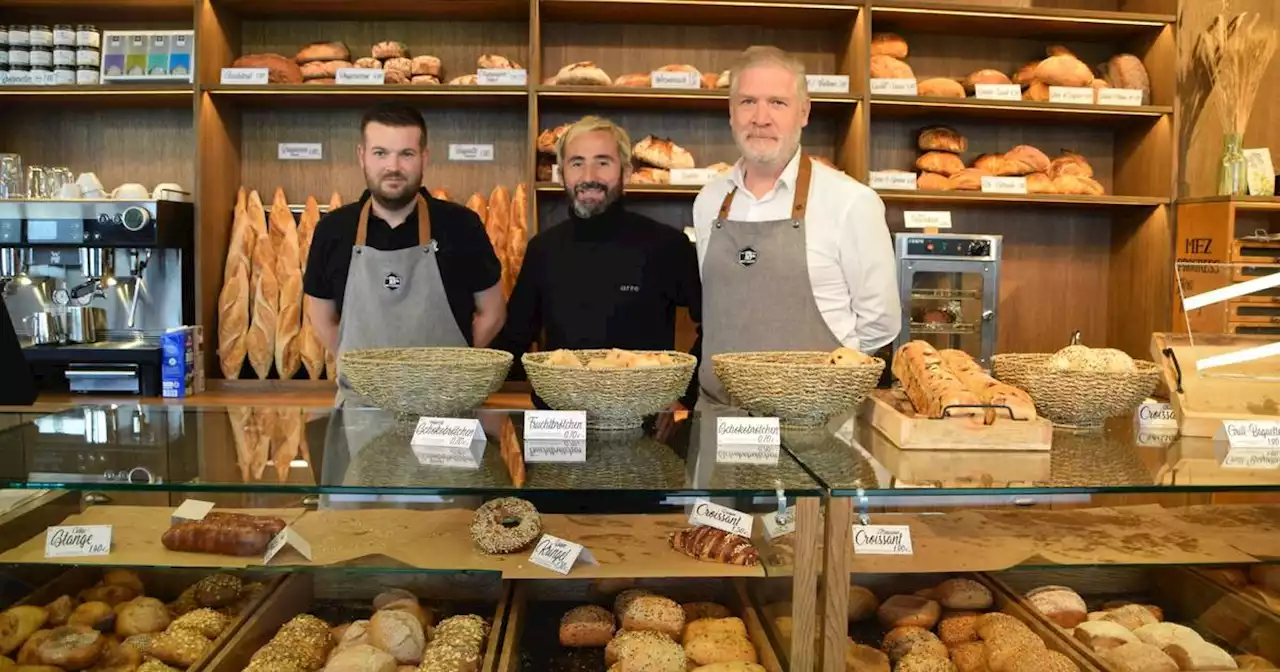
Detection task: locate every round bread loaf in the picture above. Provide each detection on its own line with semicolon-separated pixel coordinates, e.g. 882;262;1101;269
915;151;965;177
371;41;407;59
449;74;478;85
555;61;611;86
870;55;913;80
327;644;397;672
230;53;303;85
411;75;440;85
115;597;171;636
883;626;947;662
918;78;965;98
559;605;614;648
876;595;941;630
947;168;987;191
918;126;967;153
871;32;908;59
1003;145;1051;175
382;57;412;76
379;599;431;631
370;610;425;664
633;136;695;170
849;585;879;622
1034;55;1093;87
935;579;993;610
1026;586;1087;628
621;595;684;639
296;41;350;64
917;172;951;191
629;167;670;184
410;56;441;77
965;68;1012;91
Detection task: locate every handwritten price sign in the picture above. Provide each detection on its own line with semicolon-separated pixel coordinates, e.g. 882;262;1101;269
45;525;112;558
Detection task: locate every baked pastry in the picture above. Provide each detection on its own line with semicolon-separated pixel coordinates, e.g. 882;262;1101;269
478;54;520;69
1102;54;1149;102
1049;151;1093;179
470;497;541;554
1099;604;1158;631
537;124;569;154
658;63;701;78
354;57;381;69
1027;586;1087;628
371;41;407;59
295;42;350;63
870;54;914;79
633;136;695;169
115;598;170;637
876;595;941;630
935;579;993;610
972;154;1010;175
1034;55;1093;87
918;126;967;153
1012;62;1039;86
949;642;985;672
0;607;49;655
613;73;650;87
1006;650;1077;672
369;610;424;664
1131;622;1200;650
965;68;1012;91
301;60;351;80
918;77;965;98
34;626;104;670
169;609;230;640
1023;81;1051;101
621;595;684;639
946;168;987;191
1003;145;1051;175
45;596;74;628
685;636;757;667
701;72;719;89
684;618;748;646
893;340;986;422
147;628;211;668
604;630;684;668
1026;172;1055;194
915;151;965;177
1052;175;1105;196
103;571;145;595
231;53;303;84
844;639;890;672
871;33;908;59
409;56;441;77
1097;642;1178;672
382;57;412;77
411;75;439;85
883;627;947;662
895;652;958;672
1235;654;1276;669
716;69;730;88
326;643;397;672
554;61;611;86
917;172;950;191
938;611;981;646
1074;621;1139;650
683;603;732;622
830;347;873;366
669;527;759;566
559;606;614;647
68;602;115;631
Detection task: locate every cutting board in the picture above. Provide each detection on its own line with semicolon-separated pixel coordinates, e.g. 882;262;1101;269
858;389;1052;451
1151;332;1280;438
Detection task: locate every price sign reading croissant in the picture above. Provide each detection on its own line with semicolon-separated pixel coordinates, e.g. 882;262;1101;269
689;499;753;538
852;524;914;555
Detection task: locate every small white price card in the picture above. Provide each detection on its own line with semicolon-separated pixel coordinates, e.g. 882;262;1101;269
805;74;850;93
689;499;753;538
220;68;268;85
716;417;780;447
869;171;918;191
411;417;486;448
1222;448;1280;470
525;411;587;441
1048;86;1094;104
1136;399;1178;429
336;68;385;85
1096;88;1143;106
761;511;795;540
263;527;313;564
974;84;1021;101
651;70;700;89
524;439;588;463
904;211;953;229
1136;428;1179;448
551;164;562;184
171;499;214;525
870;78;918;96
5;71;32;86
981;176;1028;194
278;143;323;160
476;68;527;86
715;444;781;465
412;442;485;469
529;534;597;575
670;168;719;185
45;525;112;558
1225;420;1280;449
852;524;914;555
448;144;495;161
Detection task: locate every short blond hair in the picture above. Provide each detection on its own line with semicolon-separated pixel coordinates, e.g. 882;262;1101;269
556;115;633;168
728;45;809;105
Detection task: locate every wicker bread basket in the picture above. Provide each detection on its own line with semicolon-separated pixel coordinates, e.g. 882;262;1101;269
340;347;513;416
521;349;696;430
991;353;1161;429
712;351;885;428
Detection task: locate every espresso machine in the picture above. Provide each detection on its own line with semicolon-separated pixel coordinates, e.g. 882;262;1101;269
0;199;194;395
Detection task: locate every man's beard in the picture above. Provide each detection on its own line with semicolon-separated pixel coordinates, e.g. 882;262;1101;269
366;170;420;209
734;128;802;166
566;180;622;218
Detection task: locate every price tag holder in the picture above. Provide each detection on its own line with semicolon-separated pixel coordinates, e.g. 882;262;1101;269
448;144;495;161
716;417;780;447
870;78;918;96
761;511;796;540
869;171;918;191
1225;420;1280;449
974;84;1021;101
220;68;269;85
45;525;112;558
904;211;953;229
689;499;753;538
336;68;385;85
278;143;323;160
476;68;527;86
171;499;214;525
1048;86;1095;104
1096;88;1143;106
852;524;914;555
411;417;485;448
805;74;850;93
981;176;1028;195
529;534;597;575
715;444;781;465
1136;399;1178;429
670;168;720;185
650;70;700;89
263;527;313;564
525;411;587;441
524;439;587;463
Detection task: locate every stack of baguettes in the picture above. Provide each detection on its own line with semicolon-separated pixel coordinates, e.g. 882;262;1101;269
892;340;1036;424
461;183;528;299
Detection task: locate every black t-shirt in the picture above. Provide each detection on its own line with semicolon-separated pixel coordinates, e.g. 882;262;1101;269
303;188;501;344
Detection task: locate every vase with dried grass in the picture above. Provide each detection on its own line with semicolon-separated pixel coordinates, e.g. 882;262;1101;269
1193;7;1278;196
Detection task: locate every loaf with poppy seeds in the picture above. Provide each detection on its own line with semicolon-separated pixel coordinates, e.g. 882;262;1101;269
668;526;759;566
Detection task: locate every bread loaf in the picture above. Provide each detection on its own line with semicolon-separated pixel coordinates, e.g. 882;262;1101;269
1012;62;1039;86
1097;642;1178;672
630;167;670;184
505;183;528;298
871;33;908;59
1102;54;1149;102
1049;151;1094;179
870;54;914;79
1027;172;1055;194
1024;81;1051;101
918;126;967;153
892;341;984;424
947;168;986;191
1074;621;1139;650
1027;586;1087;628
917;172;950;191
1052;174;1105;195
354;57;381;69
537;124;569;154
478;54;520;69
634;136;695;169
974;154;1016;176
918;77;965;98
554;61;611;86
938;349;1036;422
246;190;277;379
1034;55;1093;87
668;526;759;566
371;41;407;59
486;185;511;285
614;73;650;87
1003;145;1051;175
915;151;965;177
296;42;349;64
271;189;303;380
965;68;1012;91
875;595;941;630
301;60;351;80
701;71;718;89
231;54;302;84
324;191;342;381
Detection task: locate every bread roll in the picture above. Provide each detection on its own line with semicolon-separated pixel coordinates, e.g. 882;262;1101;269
1034;55;1093;87
917;172;951;191
245;190;277;379
558;605;614;647
1052;175;1105;196
369;611;424;664
965;68;1012;91
947;168;987;191
1023;81;1051;101
621;595;684;639
871;33;908;59
1026;172;1055;194
505;183;528;298
1100;604;1157;631
1235;654;1276;669
685;635;757;666
448;74;477;85
935;578;993;610
0;607;48;656
716;69;730;88
915;151;965;177
682;603;732;623
1097;642;1178;672
412;74;439;84
918;126;967;153
537;124;569;155
45;596;73;628
938;611;981;647
354;57;381;69
371;41;407;59
1003;145;1051;175
895;652;958;672
870;54;914;79
326;644;397;672
949;641;986;672
883;627;947;662
301;60;351;80
613;73;650;87
830;347;873;367
1074;621;1139;651
478;54;520;69
1049;151;1093;179
1102;54;1149;102
1132;622;1201;650
1012;62;1039;86
876;595;941;630
973;154;1015;176
295;42;349;64
1027;586;1087;628
231;54;302;84
409;55;441;77
486;185;511;285
918;77;965;98
554;61;611;86
114;598;170;637
634;135;695;169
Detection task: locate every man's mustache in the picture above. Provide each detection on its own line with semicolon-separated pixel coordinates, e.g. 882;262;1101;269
574;182;609;195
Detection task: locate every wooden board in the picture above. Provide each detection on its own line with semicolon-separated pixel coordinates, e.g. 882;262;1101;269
860;389;1053;451
1150;332;1280;438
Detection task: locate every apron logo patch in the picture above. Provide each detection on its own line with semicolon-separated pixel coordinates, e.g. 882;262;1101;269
738;247;759;267
384;272;402;290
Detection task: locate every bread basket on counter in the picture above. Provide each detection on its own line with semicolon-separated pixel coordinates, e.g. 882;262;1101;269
522;349;696;430
992;353;1160;429
712;352;885;428
339;347;513;416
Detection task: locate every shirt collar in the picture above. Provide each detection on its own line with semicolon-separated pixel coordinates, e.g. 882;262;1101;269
729;146;804;198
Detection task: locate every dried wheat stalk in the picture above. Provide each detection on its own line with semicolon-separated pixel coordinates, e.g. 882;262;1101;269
1194;3;1278;136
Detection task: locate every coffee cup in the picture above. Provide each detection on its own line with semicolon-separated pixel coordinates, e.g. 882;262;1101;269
57;183;83;199
110;183;149;200
76;172;104;193
152;182;187;201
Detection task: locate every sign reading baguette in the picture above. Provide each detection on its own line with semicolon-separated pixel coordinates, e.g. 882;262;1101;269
904;211;953;229
1225;420;1280;449
411;417;485;448
869;171;918;191
219;68;269;85
277;143;323;161
670;168;720;185
448;144;495;161
716;417;780;447
981;176;1028;194
689;499;753;538
529;534;597;575
525;411;586;441
1048;86;1094;104
806;74;850;93
1096;88;1143;107
263;526;313;564
45;525;112;558
870;78;918;96
476;68;527;86
852;524;914;555
974;84;1021;101
650;70;700;89
335;68;385;85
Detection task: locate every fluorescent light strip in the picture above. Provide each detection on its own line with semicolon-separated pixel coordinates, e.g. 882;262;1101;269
1182;270;1280;311
1196;341;1280;371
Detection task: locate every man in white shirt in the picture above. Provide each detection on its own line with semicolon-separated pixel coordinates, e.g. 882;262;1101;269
692;45;901;407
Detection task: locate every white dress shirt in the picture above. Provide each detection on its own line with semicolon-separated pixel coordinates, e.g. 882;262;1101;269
692;147;902;352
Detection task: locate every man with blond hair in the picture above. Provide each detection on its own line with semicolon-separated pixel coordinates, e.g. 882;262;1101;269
692;46;900;408
494;115;701;417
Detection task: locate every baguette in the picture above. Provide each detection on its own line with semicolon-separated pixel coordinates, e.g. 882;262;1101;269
246;190;278;379
486;186;511;280
272;189;303;380
892;341;983;424
297;197;325;380
228;407;253;482
938;349;1036;423
505;183;528;298
324;191;342;382
272;408;302;483
218;188;253;379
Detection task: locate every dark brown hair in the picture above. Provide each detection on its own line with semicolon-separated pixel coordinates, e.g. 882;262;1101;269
360;102;428;147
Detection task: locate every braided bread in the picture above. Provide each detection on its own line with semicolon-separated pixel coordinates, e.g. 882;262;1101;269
668;526;759;566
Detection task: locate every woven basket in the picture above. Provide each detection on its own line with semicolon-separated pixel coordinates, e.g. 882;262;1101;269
521;350;696;430
992;353;1161;429
712;351;885;428
340;347;513;416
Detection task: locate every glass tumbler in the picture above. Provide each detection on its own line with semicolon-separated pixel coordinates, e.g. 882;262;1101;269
25;165;47;199
0;154;22;199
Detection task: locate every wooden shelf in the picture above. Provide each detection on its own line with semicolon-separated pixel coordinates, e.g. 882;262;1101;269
869;1;1174;39
0;0;192;21
0;85;194;107
536;182;703;196
539;0;860;28
870;96;1171;123
537;85;859;110
875;190;1168;208
1177;196;1280;212
210;0;529;20
202;85;529;107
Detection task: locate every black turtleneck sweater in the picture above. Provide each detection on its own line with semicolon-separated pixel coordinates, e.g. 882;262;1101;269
493;200;702;408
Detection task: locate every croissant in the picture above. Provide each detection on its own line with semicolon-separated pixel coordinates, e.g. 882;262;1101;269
669;526;760;566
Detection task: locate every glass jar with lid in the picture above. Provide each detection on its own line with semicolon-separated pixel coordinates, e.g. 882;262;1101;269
8;46;29;67
53;45;74;67
53;65;75;85
0;25;9;47
53;25;75;47
76;25;100;49
8;25;29;47
28;25;52;48
76;65;98;85
28;46;52;68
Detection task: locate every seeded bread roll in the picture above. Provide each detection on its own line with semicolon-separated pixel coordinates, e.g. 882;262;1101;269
896;652;958;672
949;642;986;672
1074;621;1139;651
410;55;441;77
682;603;732;623
876;595;942;630
938;611;982;647
559;606;614;648
884;627;947;663
936;579;993;610
1096;642;1178;672
1026;586;1087;629
1006;650;1078;672
621;595;684;639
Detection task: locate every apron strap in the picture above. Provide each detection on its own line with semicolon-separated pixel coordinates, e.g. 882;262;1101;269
355;194;432;247
715;151;814;222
